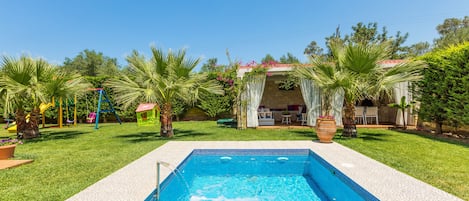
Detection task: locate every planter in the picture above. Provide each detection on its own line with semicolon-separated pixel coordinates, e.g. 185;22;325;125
316;119;337;143
0;144;17;159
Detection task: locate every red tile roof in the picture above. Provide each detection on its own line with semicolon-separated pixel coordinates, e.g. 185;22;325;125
239;60;405;69
379;59;406;64
135;103;158;112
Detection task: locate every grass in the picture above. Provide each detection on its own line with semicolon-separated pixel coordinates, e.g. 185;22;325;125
335;129;469;200
0;121;468;200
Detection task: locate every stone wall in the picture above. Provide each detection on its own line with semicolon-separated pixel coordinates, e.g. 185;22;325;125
259;76;305;111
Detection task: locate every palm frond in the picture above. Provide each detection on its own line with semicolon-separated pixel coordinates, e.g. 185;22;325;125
107;47;222;112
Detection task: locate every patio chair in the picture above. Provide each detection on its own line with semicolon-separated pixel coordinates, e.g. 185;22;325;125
300;113;308;126
355;106;365;124
258;111;274;126
365;106;379;125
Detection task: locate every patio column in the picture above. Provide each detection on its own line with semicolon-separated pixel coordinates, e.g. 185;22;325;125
300;79;321;126
246;75;266;127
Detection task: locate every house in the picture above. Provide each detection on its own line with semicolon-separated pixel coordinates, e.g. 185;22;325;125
237;60;415;128
135;103;160;126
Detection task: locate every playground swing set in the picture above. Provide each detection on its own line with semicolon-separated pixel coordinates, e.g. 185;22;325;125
88;88;121;129
4;88;122;132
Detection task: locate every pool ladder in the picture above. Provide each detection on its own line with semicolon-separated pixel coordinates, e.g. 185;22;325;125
155;161;161;200
155;161;173;200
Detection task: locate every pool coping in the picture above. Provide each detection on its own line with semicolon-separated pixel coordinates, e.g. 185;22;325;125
67;141;462;201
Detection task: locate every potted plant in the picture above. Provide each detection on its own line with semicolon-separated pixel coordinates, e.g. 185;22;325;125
0;138;23;159
315;91;337;143
292;57;343;142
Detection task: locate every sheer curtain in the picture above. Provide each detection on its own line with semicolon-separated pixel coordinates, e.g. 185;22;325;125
332;89;344;126
246;75;266;127
393;81;410;126
300;79;321;126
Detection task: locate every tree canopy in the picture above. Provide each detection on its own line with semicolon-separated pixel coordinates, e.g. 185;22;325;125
200;58;223;72
434;16;469;49
416;42;469;134
279;53;300;64
62;49;119;77
304;41;324;58
261;54;277;64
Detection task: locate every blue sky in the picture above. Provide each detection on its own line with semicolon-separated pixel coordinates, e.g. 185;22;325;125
1;0;468;71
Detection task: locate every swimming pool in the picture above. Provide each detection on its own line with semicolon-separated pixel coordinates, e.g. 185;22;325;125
146;149;378;201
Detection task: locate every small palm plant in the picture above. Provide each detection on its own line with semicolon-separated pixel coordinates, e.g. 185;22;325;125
388;96;414;129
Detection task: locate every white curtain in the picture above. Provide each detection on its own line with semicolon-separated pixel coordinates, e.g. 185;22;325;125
300;79;321;126
246;75;266;127
332;89;344;126
393;81;410;126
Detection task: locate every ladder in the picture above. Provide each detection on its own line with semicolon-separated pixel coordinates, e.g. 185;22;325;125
95;89;122;129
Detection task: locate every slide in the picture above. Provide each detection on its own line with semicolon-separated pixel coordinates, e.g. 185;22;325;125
7;122;16;133
6;102;54;133
40;102;54;113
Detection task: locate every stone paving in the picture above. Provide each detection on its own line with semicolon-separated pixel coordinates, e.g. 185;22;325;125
67;141;462;201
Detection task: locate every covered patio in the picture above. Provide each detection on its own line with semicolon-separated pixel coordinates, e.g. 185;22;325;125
237;60;416;128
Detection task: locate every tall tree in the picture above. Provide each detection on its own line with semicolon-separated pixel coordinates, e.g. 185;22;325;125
62;49;119;77
434;16;469;49
200;58;221;72
304;41;324;58
345;22;388;44
279;52;300;64
325;22;410;59
402;42;431;58
389;31;409;59
106;47;224;137
261;54;277;64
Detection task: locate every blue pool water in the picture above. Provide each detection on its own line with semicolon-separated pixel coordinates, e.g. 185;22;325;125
146;149;378;201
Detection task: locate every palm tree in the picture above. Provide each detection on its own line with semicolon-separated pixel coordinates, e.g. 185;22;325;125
106;47;224;137
0;56;52;138
294;40;423;137
0;56;90;138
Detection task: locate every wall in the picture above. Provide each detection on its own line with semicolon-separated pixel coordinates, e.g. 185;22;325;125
260;76;304;110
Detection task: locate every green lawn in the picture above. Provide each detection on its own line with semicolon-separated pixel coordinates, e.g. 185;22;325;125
335;129;469;200
0;121;467;200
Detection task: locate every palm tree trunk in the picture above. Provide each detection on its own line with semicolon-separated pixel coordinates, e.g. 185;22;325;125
15;109;26;139
402;108;407;130
160;103;174;137
342;101;358;137
24;107;40;139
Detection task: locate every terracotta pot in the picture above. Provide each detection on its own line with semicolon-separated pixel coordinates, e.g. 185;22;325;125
0;144;16;159
316;119;337;143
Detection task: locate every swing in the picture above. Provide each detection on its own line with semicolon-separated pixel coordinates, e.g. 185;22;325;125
86;92;97;123
65;99;74;126
87;112;96;123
